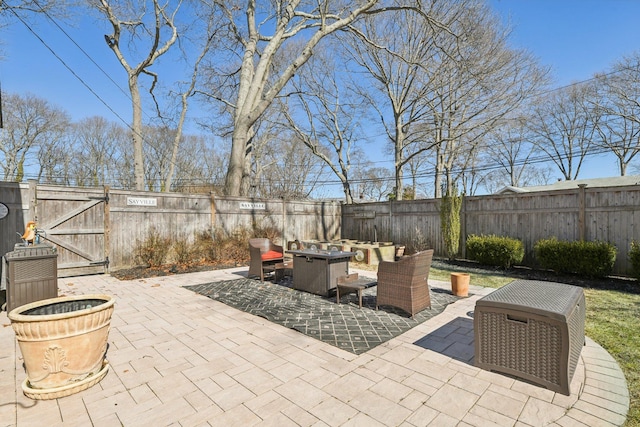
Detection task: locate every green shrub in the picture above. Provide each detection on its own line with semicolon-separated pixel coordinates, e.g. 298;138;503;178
440;190;463;260
466;234;524;269
534;237;616;278
134;227;172;267
629;241;640;280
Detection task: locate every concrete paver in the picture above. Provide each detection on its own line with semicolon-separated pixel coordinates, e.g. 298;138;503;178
0;267;630;426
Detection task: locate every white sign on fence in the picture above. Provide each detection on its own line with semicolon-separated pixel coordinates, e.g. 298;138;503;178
239;202;266;210
127;197;158;206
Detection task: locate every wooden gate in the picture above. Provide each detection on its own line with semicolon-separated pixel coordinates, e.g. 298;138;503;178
32;184;109;277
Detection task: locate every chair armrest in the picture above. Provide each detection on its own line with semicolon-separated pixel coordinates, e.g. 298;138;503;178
249;244;264;262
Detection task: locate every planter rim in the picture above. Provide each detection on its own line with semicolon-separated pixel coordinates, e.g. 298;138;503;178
8;294;115;323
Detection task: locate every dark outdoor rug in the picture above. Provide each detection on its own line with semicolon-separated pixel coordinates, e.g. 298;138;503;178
184;278;462;355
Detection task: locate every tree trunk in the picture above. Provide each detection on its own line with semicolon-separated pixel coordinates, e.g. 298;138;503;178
225;122;250;195
394;122;405;200
620;159;627;176
129;74;145;191
165;93;188;192
221;0;384;196
343;181;354;204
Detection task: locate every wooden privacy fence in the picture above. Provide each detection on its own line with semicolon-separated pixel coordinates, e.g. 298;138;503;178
342;184;640;276
212;196;342;246
3;181;639;276
0;182;341;276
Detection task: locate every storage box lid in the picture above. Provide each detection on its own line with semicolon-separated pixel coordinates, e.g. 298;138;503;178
5;244;57;260
476;279;584;321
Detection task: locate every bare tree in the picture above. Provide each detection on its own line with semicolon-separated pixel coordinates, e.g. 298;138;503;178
345;1;545;199
279;47;367;204
0;92;69;181
355;166;394;201
173;133;228;193
422;2;548;197
591;53;640;176
484;117;539;186
344;2;458;200
197;0;446;196
153;4;228;192
254;135;326;199
472;116;554;193
37;132;75;185
93;0;180;190
141;125;177;191
64;116;123;186
0;0;73;16
0;0;76;29
528;84;596;180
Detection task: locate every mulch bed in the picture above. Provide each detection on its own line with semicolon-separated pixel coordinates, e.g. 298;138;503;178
110;262;242;281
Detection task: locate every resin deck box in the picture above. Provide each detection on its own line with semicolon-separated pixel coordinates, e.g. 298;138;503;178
4;244;58;312
474;280;585;395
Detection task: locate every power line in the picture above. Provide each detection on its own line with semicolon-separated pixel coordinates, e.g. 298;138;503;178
31;0;133;104
4;3;639;194
5;7;133;131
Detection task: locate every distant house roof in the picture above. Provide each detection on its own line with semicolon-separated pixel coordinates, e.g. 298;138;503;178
495;175;640;194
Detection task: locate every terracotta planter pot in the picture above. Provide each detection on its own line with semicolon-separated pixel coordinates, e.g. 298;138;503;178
8;294;115;400
451;273;470;297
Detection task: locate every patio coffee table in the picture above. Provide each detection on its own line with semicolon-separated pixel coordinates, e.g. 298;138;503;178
474;279;585;395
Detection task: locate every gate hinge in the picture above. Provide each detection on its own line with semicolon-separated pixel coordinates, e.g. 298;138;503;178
90;257;110;268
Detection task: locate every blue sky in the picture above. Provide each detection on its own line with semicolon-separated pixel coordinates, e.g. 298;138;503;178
489;0;640;88
2;1;640;186
488;0;640;179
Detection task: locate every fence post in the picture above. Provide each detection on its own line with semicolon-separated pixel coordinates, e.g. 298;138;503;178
578;184;587;241
104;186;111;270
389;199;393;243
282;198;287;247
460;195;467;259
209;192;216;232
27;179;37;223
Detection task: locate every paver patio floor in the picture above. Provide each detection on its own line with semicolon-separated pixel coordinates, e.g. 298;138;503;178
0;267;630;426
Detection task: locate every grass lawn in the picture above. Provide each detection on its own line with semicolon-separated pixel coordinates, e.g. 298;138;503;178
429;264;639;427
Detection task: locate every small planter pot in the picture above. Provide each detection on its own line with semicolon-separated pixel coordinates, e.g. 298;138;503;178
451;273;470;297
8;294;115;400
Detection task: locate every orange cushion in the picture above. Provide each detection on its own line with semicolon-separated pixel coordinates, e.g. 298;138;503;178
261;250;282;261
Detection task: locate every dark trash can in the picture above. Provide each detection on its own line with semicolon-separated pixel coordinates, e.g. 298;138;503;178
3;244;58;312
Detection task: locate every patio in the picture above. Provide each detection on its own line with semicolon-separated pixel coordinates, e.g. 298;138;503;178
0;267;630;426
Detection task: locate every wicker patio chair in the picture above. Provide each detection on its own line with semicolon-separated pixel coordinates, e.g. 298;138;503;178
248;238;284;281
376;249;434;318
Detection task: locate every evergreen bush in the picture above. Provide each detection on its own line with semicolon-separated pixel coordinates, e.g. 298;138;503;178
440;190;463;260
466;234;524;268
534;237;616;278
629;241;640;280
